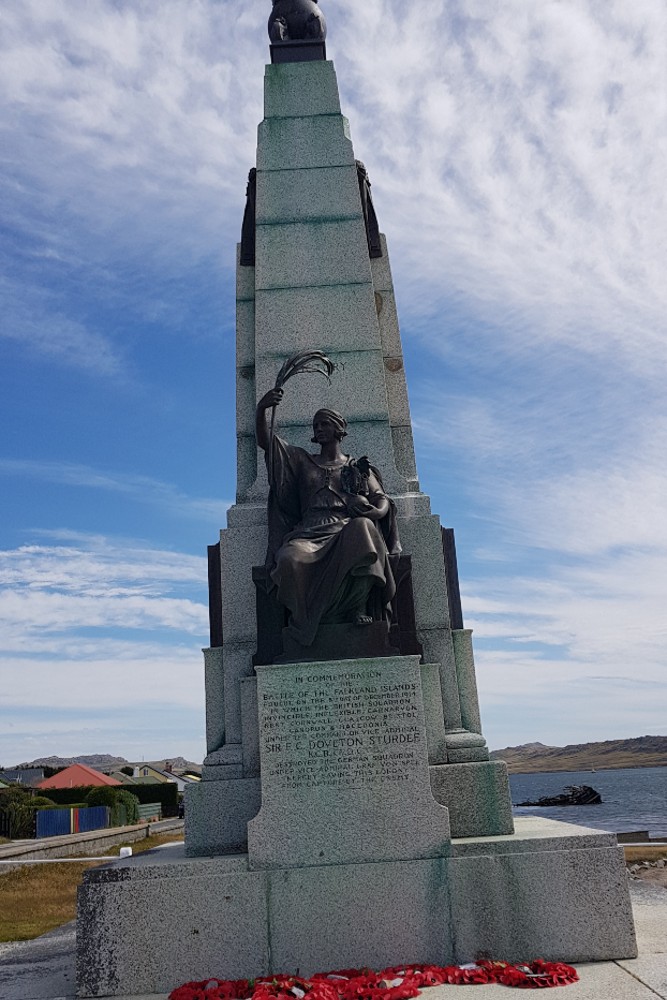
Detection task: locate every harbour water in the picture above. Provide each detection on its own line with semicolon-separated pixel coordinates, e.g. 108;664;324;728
509;765;667;839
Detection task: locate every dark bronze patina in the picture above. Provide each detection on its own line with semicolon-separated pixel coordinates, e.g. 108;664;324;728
255;383;401;657
252;555;424;666
207;543;223;648
269;0;326;42
441;527;464;630
240;168;257;268
356;161;383;259
269;0;327;62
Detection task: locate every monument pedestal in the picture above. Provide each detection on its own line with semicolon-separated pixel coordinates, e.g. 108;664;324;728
247;655;450;868
430;760;515;838
77;817;637;997
78;656;637;996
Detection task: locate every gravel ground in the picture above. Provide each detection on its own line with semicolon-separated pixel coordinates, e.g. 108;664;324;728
634;868;667;889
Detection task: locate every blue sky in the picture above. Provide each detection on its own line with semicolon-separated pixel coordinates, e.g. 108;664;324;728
1;0;666;767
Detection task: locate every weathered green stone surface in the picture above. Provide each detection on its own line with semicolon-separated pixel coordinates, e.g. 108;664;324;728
430;760;514;837
255;349;389;424
256;164;361;225
235;297;255;368
184;778;261;859
255;283;381;354
77;817;637;994
255;218;372;290
257;116;354;171
248;656;450;869
264;61;342;119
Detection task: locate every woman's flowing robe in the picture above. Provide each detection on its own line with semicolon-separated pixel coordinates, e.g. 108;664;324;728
265;436;400;646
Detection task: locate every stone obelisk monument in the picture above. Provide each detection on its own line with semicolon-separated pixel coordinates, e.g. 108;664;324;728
189;2;513;854
76;7;636;995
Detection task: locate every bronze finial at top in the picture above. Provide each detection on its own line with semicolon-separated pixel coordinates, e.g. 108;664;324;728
268;0;327;63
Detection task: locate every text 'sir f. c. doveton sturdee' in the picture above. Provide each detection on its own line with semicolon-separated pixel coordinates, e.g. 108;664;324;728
76;4;638;995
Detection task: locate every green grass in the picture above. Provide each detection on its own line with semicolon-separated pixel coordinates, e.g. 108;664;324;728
0;832;184;942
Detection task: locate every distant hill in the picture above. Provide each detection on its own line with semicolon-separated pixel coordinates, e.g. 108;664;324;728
15;739;666;777
15;754;128;770
491;736;667;773
14;754;201;773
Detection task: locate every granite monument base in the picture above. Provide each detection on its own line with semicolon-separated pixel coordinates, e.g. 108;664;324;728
183;757;515;856
185;777;261;857
77;816;637;997
429;759;515;838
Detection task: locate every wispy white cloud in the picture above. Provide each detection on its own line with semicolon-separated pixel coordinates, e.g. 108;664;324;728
333;0;667;375
0;532;208;649
413;380;667;549
0;712;206;771
467;547;667;662
3;1;665;372
0;277;125;377
0;532;209;762
0;0;265;374
0;458;231;521
0;656;206;766
412;380;667;748
0;530;209;650
0;588;206;645
0;0;263;241
501;437;667;557
0;651;204;710
475;648;667;748
465;490;667;747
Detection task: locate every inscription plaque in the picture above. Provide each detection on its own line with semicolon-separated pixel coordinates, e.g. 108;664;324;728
261;668;423;790
248;655;450;869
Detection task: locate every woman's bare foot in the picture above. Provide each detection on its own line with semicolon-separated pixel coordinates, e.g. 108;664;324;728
353;612;373;626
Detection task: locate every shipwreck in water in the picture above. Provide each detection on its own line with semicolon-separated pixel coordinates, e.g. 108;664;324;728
518;784;603;807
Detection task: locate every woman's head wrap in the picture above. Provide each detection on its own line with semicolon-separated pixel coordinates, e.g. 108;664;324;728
311;408;348;441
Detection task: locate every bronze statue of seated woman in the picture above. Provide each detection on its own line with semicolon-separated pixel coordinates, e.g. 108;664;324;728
256;389;401;649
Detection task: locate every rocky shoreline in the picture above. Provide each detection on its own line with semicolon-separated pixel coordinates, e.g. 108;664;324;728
628;859;667;888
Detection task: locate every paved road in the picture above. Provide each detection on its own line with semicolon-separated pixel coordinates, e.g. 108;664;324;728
0;923;77;999
0;818;184;869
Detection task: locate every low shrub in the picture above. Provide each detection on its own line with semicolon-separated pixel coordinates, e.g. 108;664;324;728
115;790;140;825
31;796;62;809
84;787;117;809
0;787;56;838
39;786;97;806
85;787;140;826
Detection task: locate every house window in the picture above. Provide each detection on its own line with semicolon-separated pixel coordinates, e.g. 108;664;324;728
143;768;149;777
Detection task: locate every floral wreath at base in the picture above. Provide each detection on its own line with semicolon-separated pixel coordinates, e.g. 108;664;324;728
169;959;579;1000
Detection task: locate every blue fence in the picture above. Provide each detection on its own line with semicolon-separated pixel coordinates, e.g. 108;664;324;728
35;805;110;838
79;806;110;833
36;808;70;838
